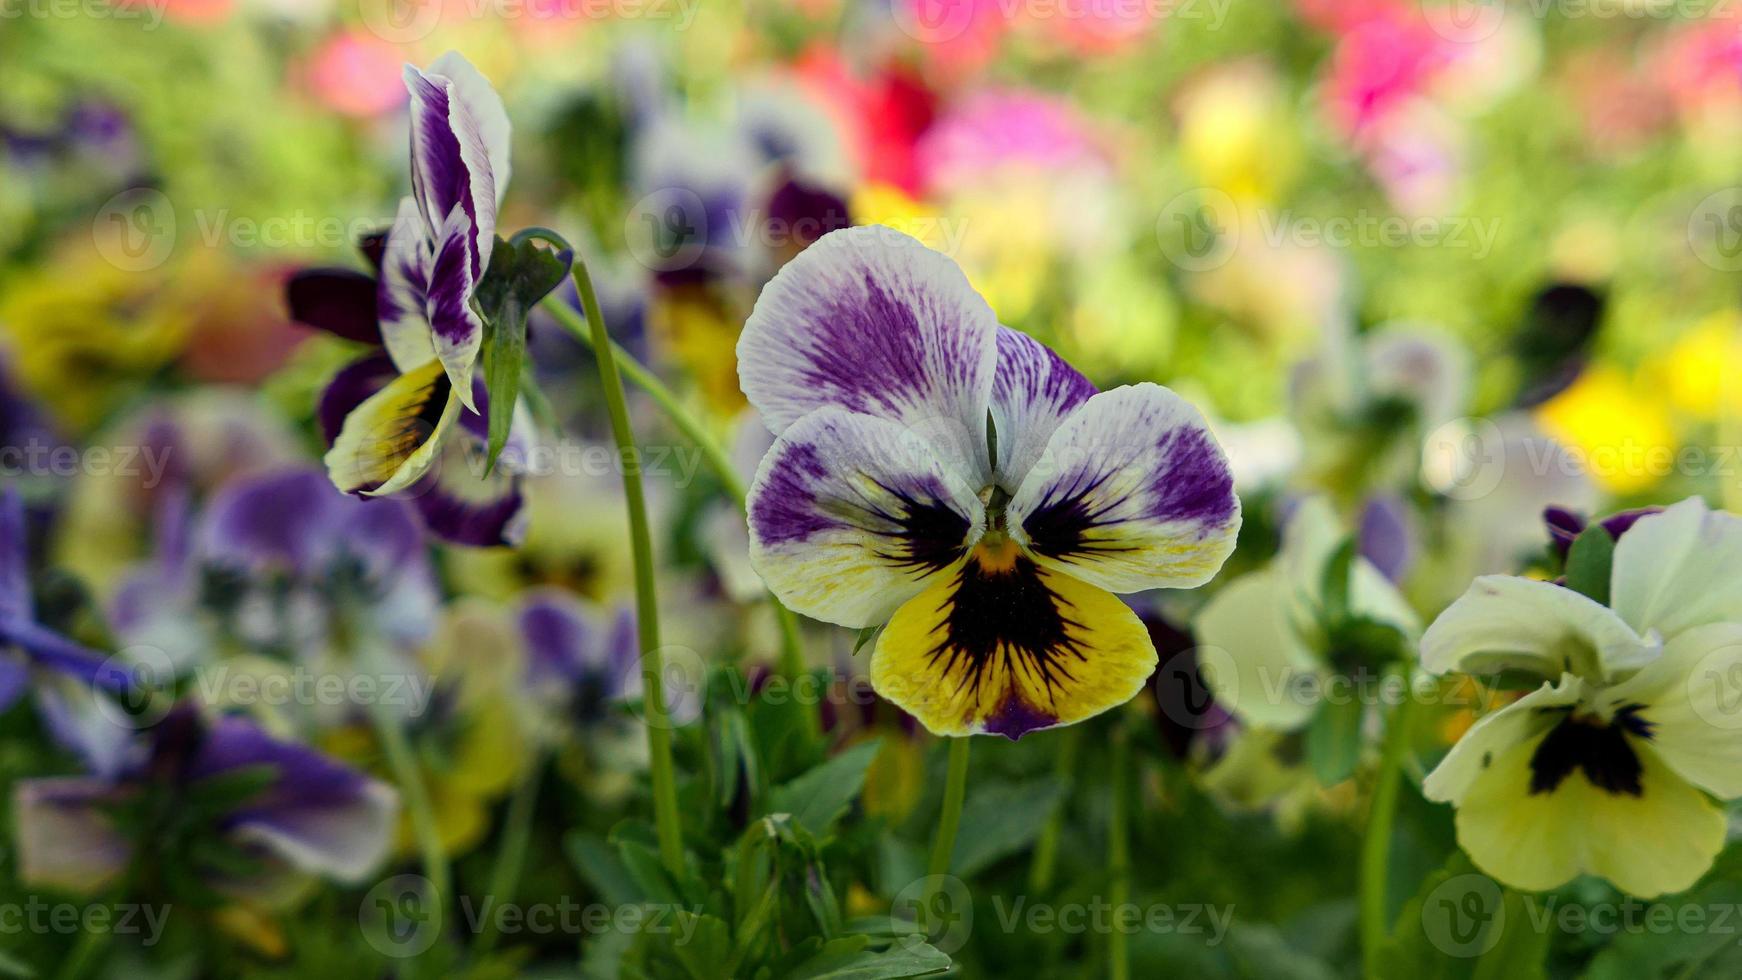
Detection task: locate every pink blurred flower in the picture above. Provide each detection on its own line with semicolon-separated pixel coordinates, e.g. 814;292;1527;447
1321;5;1450;141
795;47;937;194
301;31;407;118
916;88;1105;195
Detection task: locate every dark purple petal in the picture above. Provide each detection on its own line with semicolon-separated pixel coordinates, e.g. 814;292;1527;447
0;658;26;714
1544;505;1662;560
286;269;383;344
318;352;399;447
0;620;124;691
410;448;525;549
189;715;370;811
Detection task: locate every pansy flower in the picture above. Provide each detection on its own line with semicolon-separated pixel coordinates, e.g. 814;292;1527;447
1421;497;1742;897
0;487;123;712
738;226;1241;739
1195;496;1420;731
12;703;396;904
319;53;523;517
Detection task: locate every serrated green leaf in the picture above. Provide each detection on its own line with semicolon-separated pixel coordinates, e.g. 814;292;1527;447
1564;524;1615;606
768;739;882;836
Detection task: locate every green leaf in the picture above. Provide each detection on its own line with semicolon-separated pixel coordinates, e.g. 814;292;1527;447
1375;853;1549;980
475;234;572;472
0;949;35;979
768;739;882;836
783;937;952;979
950;778;1066;878
1304;697;1364;786
668;911;733;980
1320;537;1359;624
852;626;879;657
566;831;641;908
1564;524;1615;606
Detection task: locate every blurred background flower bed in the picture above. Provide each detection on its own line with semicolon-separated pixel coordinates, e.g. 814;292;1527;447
2;0;1741;977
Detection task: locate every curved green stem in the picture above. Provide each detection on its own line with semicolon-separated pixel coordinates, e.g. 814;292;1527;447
574;261;686;877
1361;670;1417;978
370;697;449;908
475;752;544;955
538;294;807;681
1108;730;1132;980
921;737;971;932
1028;725;1081;894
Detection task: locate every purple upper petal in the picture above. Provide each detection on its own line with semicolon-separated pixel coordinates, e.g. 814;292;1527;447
319;352;400;447
1359;494;1415;584
989;328;1096;488
286;268;384;345
737;226;999;478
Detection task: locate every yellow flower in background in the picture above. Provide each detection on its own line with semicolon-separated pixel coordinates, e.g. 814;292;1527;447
649;282;751;418
1535;365;1677;495
0;243;189;432
1648;311;1742;422
1177;61;1298;205
446;469;635;604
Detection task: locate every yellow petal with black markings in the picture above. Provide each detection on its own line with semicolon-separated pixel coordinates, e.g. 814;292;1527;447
324;358;460;496
1453;719;1725;897
870;539;1157;739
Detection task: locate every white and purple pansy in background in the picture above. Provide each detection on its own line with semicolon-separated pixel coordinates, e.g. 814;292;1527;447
110;468;440;661
0;487;126;713
303;51;531;547
12;704;397;902
515;587;640;730
736;225;1242;740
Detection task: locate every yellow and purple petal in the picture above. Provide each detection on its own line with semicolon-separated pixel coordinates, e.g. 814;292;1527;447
1008;383;1240;594
324;358;462;496
870;539;1156;739
746;406;985;629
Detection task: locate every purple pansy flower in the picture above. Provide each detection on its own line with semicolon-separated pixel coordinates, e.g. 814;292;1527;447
12;704;396;902
515;588;639;729
737;226;1241;740
1544;505;1663;560
314;53;529;547
0;487;123;712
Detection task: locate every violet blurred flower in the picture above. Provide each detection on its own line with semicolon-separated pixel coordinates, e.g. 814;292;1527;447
0;487;123;713
13;704;396;902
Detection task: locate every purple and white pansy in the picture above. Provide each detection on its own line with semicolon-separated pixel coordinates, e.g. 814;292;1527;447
0;487;124;712
13;704;396;902
290;53;531;548
737;226;1241;740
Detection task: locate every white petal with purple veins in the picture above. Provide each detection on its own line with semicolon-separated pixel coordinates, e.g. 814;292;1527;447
1008;384;1241;594
989;328;1096;488
737;226;998;478
424;203;485;412
378;197;437;373
747;406;985;629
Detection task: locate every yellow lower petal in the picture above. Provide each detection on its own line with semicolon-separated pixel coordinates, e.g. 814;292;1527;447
870;539;1156;739
324;358;460;496
1455;730;1724;897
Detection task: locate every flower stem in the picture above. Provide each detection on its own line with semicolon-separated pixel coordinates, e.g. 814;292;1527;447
921;736;971;931
474;752;544;955
1027;725;1081;893
537;294;808;682
369;695;450;908
1361;671;1417;978
573;262;686;877
1108;728;1132;980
